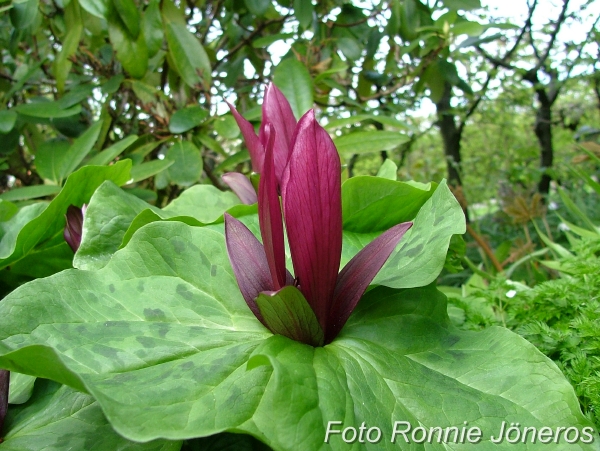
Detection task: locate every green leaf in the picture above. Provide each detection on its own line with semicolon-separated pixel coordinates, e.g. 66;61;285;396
374;180;466;288
251;33;294;48
334;131;409;157
0;110;17;133
342;176;435;232
443;0;481;10
53;0;82;92
452;20;484;36
169;106;209;134
8;241;74;279
108;9;148;79
161;184;242;221
0;238;593;449
558;187;600;233
74;181;163;271
86;135;138;166
143;0;164;57
214;114;240;139
244;0;271;16
79;0;109;18
165;141;203;186
164;20;211;87
293;0;313;29
9;0;38;29
129;159;174;183
58;84;95;109
0;185;61;202
15;101;81;119
2;379;180;450
112;0;140;39
35;140;71;184
8;372;36;404
0;160;131;269
272;59;313;119
256;286;324;347
214;149;249;172
376;159;397;180
60;121;104;180
75;182;245;271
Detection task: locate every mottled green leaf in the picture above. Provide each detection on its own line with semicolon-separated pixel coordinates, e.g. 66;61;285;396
342;176;435;232
0;239;593;450
374;180;466;288
0;160;131;269
75;182;244;270
2;379;180;450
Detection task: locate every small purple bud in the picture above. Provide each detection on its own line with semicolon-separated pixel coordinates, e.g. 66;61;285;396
64;204;86;252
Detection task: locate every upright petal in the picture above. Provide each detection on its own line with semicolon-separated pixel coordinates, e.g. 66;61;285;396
224;213;273;325
226;101;264;173
258;125;288;289
326;221;413;344
222;172;258;205
259;83;297;183
282;110;342;333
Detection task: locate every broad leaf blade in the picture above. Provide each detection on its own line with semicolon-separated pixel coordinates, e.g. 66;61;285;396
2;379;179;450
373;180;466;288
0;161;132;269
0;223;594;449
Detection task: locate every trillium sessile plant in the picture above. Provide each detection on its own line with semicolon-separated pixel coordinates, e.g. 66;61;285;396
225;106;412;346
0;87;597;450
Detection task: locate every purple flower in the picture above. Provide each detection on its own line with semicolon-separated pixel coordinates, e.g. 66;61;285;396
225;102;412;346
227;83;297;186
64;204;86;252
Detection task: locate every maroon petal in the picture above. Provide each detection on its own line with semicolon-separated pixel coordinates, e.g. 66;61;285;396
224;213;273;325
258;125;288;289
259;83;297;184
326;221;413;343
222;172;258;205
281;110;342;333
226;101;264;173
64;204;84;252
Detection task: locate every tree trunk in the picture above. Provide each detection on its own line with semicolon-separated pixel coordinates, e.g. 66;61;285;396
533;88;554;195
435;83;470;221
435;83;463;187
